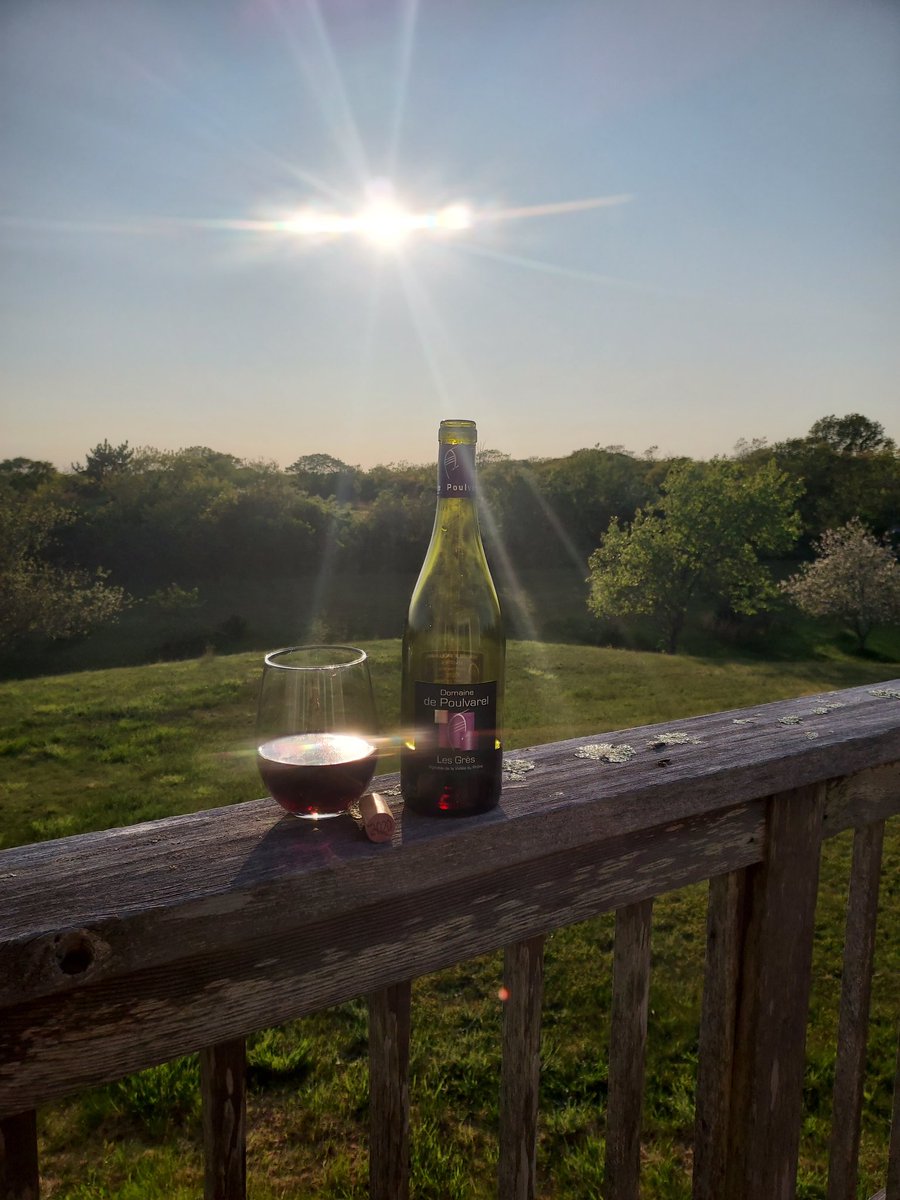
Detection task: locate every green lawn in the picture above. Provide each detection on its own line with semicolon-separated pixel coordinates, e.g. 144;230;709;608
1;640;898;1199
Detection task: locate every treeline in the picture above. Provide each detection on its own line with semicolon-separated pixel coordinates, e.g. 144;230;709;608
3;441;660;586
1;413;898;660
5;414;897;584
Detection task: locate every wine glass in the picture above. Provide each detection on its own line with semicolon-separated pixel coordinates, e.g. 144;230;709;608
257;645;378;820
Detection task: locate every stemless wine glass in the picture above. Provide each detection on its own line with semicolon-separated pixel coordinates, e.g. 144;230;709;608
257;645;378;820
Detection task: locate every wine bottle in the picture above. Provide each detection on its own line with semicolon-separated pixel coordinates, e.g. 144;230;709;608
401;419;505;816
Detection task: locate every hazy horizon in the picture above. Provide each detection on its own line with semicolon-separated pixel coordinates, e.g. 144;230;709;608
2;0;899;471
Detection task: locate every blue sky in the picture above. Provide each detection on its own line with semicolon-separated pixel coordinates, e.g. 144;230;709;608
1;0;898;469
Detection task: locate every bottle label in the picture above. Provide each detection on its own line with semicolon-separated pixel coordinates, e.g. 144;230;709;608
437;441;476;497
413;680;498;769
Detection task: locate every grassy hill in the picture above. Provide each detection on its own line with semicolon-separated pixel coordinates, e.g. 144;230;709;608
1;641;898;1198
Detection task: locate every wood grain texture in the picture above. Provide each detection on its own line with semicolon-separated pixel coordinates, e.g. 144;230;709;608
827;821;885;1200
199;1039;246;1200
0;1110;39;1200
823;762;900;838
499;936;545;1200
725;783;827;1200
3;683;897;1009
692;868;748;1200
0;801;764;1117
605;899;653;1200
368;981;411;1200
0;684;897;1121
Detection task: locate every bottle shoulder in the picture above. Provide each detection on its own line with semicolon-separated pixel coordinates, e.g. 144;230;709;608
406;499;503;634
408;554;501;615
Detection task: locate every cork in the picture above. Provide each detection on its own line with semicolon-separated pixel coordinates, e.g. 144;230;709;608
358;792;396;843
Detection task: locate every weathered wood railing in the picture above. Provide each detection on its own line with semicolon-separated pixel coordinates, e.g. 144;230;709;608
2;681;899;1200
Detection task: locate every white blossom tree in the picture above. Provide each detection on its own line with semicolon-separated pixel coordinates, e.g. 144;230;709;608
781;518;900;650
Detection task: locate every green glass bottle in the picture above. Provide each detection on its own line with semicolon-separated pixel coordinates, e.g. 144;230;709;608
401;419;505;816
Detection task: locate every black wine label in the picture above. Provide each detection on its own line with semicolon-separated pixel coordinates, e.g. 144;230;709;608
413;680;498;770
437;441;476;497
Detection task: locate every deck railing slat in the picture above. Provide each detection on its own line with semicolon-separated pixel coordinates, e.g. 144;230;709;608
605;898;653;1200
725;783;826;1200
827;820;885;1200
368;980;411;1200
692;867;748;1200
499;935;545;1200
199;1037;247;1200
0;1109;39;1200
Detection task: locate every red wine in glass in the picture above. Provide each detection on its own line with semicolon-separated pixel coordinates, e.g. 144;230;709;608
257;732;377;818
257;645;378;820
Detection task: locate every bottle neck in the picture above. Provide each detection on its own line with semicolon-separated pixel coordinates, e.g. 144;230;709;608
436;438;477;501
430;445;484;554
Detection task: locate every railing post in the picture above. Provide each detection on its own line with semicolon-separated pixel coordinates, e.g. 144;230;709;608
0;1110;39;1200
200;1038;247;1200
499;935;545;1200
605;898;654;1200
368;981;411;1200
827;820;885;1200
693;868;749;1200
887;1027;900;1200
725;782;826;1200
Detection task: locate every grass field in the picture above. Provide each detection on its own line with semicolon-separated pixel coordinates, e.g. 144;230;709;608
1;640;898;1198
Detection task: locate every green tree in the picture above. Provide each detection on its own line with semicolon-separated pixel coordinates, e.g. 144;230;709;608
287;452;352;475
587;459;802;652
770;415;900;542
478;457;566;569
55;446;286;584
545;447;658;560
287;453;362;501
72;439;135;483
351;489;434;571
0;458;58;493
781;518;900;650
476;447;510;466
358;461;431;503
0;488;128;651
807;413;894;455
201;474;342;577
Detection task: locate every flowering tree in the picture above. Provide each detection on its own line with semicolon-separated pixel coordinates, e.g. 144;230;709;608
781;519;900;650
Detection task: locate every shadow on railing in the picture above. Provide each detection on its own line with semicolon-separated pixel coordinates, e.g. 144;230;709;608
2;681;899;1200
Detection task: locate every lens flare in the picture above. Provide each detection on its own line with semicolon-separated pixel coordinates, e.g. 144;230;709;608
276;195;474;250
355;200;419;247
0;191;624;259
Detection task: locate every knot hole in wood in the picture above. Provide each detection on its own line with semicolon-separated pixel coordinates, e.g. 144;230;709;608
55;930;95;976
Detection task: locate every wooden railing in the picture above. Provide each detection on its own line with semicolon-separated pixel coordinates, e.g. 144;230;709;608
2;680;899;1200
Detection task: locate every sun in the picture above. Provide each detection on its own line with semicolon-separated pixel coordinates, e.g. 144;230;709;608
354;199;421;249
225;189;627;257
278;188;474;252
